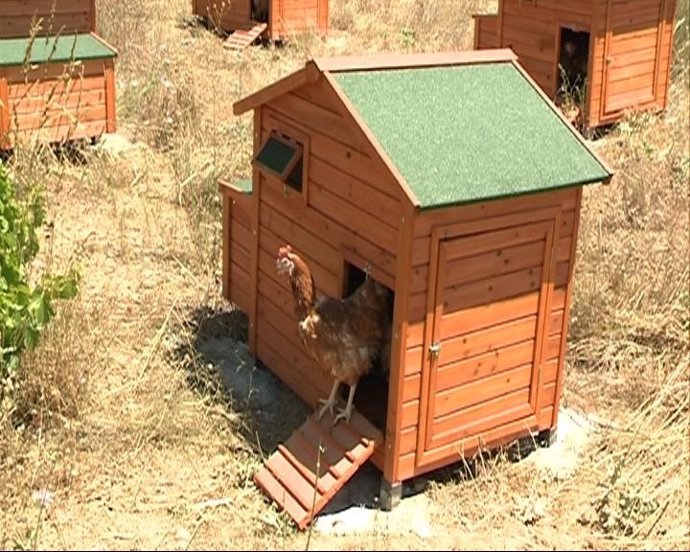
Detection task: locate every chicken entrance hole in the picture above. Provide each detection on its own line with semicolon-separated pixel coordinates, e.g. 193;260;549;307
557;27;590;109
342;262;394;432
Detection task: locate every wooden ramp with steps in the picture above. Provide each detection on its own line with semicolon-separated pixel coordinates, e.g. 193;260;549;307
223;22;268;50
254;409;383;530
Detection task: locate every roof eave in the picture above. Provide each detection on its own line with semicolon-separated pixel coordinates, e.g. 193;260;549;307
233;61;320;115
313;48;518;73
321;72;421;208
510;60;615;181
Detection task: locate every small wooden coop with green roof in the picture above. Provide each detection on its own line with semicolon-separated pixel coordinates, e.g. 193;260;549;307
219;49;613;528
472;0;678;129
0;0;117;148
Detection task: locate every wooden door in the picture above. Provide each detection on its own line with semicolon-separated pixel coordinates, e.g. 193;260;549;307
602;0;666;116
417;210;558;468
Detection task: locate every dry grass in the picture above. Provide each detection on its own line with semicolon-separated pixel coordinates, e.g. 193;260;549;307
0;0;688;549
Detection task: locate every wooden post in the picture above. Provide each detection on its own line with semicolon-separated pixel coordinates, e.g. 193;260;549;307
0;73;10;150
222;192;232;299
90;0;97;32
247;107;262;356
104;58;116;133
383;202;415;486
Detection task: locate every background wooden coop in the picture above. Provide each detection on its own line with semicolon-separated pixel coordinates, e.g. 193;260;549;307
0;0;117;148
192;0;328;48
473;0;677;129
219;50;613;526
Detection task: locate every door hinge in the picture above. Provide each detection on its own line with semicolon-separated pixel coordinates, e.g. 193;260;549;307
429;342;441;359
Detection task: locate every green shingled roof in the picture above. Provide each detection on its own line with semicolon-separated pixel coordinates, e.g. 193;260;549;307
0;34;116;67
333;63;611;209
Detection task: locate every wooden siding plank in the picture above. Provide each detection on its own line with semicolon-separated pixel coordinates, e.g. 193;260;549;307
434;364;533;418
435;339;536;392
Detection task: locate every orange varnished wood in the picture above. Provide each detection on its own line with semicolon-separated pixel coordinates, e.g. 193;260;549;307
473;0;677;128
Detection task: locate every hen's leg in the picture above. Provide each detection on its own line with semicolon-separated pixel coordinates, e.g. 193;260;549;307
317;380;340;420
333;382;357;426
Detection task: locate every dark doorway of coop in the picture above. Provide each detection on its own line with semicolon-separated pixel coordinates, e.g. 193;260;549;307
557;27;590;106
251;0;269;22
342;261;394;432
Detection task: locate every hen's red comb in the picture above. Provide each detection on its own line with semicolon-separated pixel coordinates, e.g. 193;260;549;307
277;244;293;258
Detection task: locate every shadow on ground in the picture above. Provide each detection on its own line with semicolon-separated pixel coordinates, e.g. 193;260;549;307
168;302;312;456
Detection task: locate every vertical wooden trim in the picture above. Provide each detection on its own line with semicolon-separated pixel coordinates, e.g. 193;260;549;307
552;24;563;99
320;0;329;34
222;192;232;300
551;187;583;429
383;203;416;485
496;0;504;47
90;0;97;32
473;17;480;50
529;215;559;412
416;224;443;458
0;74;10;149
104;58;116;133
600;0;614;120
652;0;668;103
422;238;447;451
248;107;263;356
660;0;677;110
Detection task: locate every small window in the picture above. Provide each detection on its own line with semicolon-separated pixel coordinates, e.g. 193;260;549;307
253;132;305;193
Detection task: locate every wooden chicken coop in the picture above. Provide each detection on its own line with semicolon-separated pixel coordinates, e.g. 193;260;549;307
192;0;328;49
0;0;117;149
219;50;613;528
473;0;677;129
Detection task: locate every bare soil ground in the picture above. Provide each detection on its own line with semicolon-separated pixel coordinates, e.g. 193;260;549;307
1;0;688;550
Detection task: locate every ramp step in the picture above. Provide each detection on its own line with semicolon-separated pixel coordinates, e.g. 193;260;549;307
254;409;382;530
223;22;268;50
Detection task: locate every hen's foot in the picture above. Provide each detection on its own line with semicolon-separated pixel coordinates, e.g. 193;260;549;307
332;405;352;426
317;397;337;420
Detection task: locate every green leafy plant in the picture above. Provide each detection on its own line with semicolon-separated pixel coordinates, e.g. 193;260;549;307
0;162;79;393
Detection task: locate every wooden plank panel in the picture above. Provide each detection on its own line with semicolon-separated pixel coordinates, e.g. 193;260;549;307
12;88;104;113
310;155;401;230
231;219;252;251
443;264;544;313
433;364;532;418
260;195;342;276
6;59;105;84
293;80;342;115
435;339;536;392
401;399;419;429
404;345;423;376
308;180;398;254
8;74;105;99
261;179;397;275
437;315;537;367
439;291;540;341
414;188;576;239
445;239;546;287
402;373;421;402
417;412;540;473
268;91;362;151
431;388;531;444
0;14;91;38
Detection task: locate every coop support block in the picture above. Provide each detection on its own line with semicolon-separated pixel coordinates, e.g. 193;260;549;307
538;427;557;448
379;478;402;511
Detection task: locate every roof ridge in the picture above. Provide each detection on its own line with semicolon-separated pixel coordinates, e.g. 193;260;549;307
313;49;518;73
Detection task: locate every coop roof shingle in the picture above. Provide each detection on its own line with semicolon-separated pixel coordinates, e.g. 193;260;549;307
332;62;612;209
0;33;117;67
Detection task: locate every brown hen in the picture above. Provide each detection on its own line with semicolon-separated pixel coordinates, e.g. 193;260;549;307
276;245;390;425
